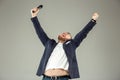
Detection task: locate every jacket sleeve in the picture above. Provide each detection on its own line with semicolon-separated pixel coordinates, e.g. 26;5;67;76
73;19;96;48
31;17;50;46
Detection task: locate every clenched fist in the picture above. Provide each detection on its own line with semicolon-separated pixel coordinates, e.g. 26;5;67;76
31;8;40;17
92;13;99;21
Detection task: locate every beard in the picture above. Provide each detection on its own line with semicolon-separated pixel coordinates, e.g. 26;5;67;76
58;35;66;42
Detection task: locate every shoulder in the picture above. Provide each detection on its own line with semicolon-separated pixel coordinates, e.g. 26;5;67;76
46;39;57;45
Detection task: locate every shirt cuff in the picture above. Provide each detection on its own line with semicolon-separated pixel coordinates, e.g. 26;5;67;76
91;19;96;23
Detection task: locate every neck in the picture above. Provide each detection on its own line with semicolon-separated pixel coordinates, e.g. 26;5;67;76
58;40;65;43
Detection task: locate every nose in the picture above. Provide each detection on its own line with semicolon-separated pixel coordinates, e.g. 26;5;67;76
62;33;66;36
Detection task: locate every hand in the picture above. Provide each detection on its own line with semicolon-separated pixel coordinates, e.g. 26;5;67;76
92;12;99;21
31;7;40;17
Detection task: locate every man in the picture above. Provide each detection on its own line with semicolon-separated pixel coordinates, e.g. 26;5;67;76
31;7;99;80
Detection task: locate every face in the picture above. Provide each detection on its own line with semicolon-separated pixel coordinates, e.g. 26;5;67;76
58;32;72;42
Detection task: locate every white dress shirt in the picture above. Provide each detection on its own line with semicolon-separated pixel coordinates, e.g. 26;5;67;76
45;43;69;71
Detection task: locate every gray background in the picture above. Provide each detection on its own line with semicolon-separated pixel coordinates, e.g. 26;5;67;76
0;0;120;80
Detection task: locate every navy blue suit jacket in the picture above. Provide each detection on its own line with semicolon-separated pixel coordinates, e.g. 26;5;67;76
31;17;96;79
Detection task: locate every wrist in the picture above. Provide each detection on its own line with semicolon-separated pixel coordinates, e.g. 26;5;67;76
91;19;96;22
32;14;37;18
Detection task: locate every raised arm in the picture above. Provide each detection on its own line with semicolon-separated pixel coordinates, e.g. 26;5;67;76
73;13;99;48
31;7;50;46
